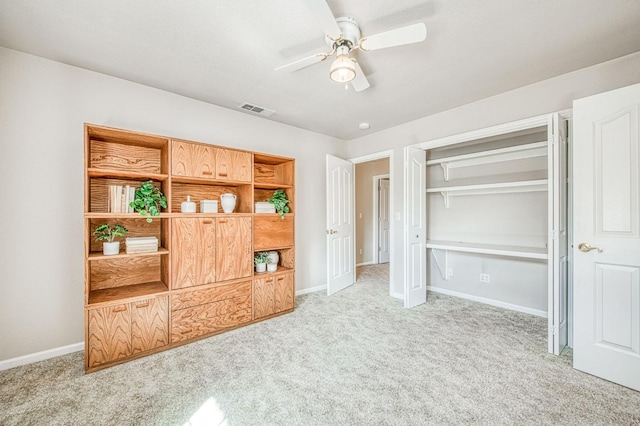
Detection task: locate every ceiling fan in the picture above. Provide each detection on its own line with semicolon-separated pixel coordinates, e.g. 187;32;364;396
275;0;427;92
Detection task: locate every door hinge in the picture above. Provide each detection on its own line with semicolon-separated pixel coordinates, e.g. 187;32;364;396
550;230;557;240
550;325;558;336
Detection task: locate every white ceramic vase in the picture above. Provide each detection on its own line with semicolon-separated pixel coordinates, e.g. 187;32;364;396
255;263;266;273
220;193;237;213
103;241;120;256
267;263;277;272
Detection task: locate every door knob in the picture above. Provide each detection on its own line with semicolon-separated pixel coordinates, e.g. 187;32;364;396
578;243;603;253
326;229;337;234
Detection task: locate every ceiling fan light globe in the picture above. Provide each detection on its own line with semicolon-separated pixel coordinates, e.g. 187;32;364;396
329;54;356;83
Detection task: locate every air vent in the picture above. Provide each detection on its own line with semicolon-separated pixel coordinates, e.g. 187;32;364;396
239;102;275;117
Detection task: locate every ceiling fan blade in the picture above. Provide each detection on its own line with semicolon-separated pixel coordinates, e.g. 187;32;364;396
351;61;370;92
275;52;328;72
302;0;342;40
359;23;427;51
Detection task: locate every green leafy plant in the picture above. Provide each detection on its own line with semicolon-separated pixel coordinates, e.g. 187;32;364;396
93;223;128;243
266;189;290;220
254;251;270;265
130;180;167;223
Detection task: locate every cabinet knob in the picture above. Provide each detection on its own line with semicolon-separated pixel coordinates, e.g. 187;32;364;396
112;306;127;313
135;302;149;308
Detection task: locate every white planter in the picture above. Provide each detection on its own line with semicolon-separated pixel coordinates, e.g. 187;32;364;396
103;241;120;256
255;263;266;273
267;263;278;272
267;251;279;265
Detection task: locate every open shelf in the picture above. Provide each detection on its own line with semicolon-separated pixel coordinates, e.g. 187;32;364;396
427;179;547;207
87;168;168;181
253;266;294;277
88;281;169;305
88;247;169;261
426;240;548;260
427;141;548;181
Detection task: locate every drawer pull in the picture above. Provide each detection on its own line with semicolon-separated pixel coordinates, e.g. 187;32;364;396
218;220;227;224
135;302;149;308
218;172;228;177
202;171;213;175
203;220;213;224
112;306;127;313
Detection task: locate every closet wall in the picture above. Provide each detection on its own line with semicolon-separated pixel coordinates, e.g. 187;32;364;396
426;127;550;314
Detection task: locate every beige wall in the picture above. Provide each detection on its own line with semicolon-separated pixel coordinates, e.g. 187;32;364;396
355;159;389;265
0;47;345;362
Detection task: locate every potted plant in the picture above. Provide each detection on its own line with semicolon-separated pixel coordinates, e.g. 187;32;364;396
267;189;290;220
254;251;270;273
94;223;128;255
130;180;167;223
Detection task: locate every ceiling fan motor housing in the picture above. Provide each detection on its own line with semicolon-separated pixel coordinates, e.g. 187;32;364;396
327;17;361;49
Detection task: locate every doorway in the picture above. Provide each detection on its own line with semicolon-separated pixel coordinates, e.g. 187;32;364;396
350;151;394;297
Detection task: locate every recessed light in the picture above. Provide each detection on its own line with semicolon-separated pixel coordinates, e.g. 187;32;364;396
359;122;370;130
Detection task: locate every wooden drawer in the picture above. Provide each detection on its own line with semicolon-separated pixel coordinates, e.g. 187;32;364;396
171;295;251;342
253;215;294;250
171;281;251;311
170;281;252;343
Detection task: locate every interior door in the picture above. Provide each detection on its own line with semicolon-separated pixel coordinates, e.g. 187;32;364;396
573;83;640;391
404;146;427;308
326;154;355;295
378;178;391;264
549;113;569;355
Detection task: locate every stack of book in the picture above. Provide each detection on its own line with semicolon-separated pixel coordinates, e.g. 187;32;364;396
125;237;158;254
108;185;136;213
255;202;276;213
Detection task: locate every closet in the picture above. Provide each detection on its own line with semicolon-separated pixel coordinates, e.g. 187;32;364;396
408;113;568;354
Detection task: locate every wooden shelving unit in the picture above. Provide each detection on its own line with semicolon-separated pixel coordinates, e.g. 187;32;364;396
84;124;295;372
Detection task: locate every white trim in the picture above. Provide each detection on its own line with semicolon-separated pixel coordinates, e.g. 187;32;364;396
414;113;552;151
296;284;326;296
356;261;375;267
390;292;403;300
349;149;394;164
372;173;390;264
0;342;84;371
427;286;548;318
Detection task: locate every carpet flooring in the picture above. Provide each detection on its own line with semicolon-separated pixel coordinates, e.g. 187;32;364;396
1;264;639;425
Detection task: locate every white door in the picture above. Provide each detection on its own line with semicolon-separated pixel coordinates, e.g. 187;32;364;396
326;154;355;295
404;146;427;308
549;113;569;355
378;178;390;264
573;83;640;391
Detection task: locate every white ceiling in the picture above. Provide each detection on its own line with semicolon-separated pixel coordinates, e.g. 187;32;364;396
1;0;639;140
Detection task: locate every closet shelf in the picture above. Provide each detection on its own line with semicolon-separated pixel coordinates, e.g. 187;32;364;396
426;141;548;181
426;240;548;260
426;179;547;207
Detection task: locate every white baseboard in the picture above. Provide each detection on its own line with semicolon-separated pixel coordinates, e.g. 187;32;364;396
356;261;375;267
427;286;548;318
0;342;84;371
296;284;326;296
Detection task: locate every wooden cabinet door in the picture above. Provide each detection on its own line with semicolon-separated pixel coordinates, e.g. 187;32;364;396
253;277;275;319
87;304;131;368
131;296;169;354
215;217;252;281
275;273;294;313
172;140;215;178
172;218;216;289
253;215;294;251
215;148;251;182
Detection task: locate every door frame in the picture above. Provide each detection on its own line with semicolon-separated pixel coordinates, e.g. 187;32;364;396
373;174;390;264
349;150;395;296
